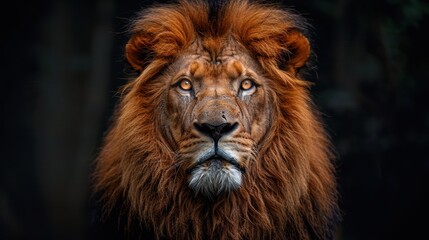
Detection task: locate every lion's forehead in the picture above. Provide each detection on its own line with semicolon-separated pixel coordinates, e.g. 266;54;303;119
195;57;243;78
177;55;254;83
169;37;262;84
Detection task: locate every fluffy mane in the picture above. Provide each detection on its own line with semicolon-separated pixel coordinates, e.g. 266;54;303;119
93;0;340;239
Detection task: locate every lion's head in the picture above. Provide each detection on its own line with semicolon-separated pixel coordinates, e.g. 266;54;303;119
94;0;339;239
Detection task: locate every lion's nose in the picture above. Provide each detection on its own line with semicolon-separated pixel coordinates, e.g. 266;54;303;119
194;122;238;142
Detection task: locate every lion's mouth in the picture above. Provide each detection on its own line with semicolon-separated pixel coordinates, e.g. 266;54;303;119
188;154;245;174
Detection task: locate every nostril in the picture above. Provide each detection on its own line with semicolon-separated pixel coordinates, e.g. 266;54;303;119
194;123;211;135
218;122;238;134
194;122;238;142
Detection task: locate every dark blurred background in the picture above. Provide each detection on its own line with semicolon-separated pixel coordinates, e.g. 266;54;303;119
1;0;428;239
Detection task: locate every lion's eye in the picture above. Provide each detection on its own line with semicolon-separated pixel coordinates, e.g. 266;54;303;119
178;79;193;91
240;79;255;91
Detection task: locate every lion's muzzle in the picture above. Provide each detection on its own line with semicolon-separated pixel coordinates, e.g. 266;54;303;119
189;116;244;198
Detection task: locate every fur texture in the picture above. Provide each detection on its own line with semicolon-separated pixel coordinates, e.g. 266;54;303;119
92;1;340;239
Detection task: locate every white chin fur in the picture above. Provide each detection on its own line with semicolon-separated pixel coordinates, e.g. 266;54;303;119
188;162;242;198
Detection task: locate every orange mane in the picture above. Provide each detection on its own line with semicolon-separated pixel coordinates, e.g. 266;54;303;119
93;1;340;239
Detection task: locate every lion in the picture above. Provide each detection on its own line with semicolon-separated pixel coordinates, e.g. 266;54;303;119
91;0;340;239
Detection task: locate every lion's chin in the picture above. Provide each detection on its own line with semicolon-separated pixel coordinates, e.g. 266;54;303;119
188;159;242;198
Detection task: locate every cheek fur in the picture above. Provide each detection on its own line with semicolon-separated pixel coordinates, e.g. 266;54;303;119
167;91;186;140
242;88;269;142
167;90;196;141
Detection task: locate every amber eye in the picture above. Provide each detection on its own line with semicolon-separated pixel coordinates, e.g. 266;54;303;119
240;79;255;91
179;79;193;91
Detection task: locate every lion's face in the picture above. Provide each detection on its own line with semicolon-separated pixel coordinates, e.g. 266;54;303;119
163;42;270;197
95;1;339;239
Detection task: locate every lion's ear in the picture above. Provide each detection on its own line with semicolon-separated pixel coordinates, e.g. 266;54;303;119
243;26;311;74
278;28;311;73
125;34;153;72
125;25;193;71
125;32;184;72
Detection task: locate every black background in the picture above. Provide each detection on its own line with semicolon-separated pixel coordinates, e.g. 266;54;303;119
1;0;428;239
